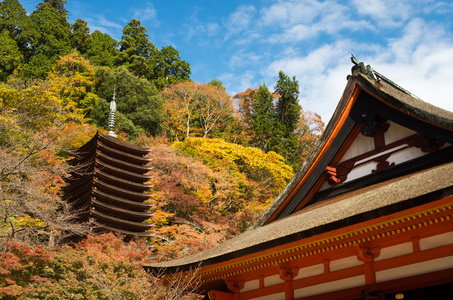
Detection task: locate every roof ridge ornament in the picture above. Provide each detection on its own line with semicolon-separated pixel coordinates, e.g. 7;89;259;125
349;54;422;99
106;88;117;138
349;54;377;81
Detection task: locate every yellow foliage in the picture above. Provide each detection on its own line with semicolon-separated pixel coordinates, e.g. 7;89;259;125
15;214;46;228
175;137;294;191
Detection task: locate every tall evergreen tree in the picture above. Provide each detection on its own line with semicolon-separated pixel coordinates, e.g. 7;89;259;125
0;0;35;61
252;84;274;151
85;30;118;67
116;19;157;78
268;71;301;167
71;18;91;55
153;45;191;89
0;28;22;80
21;0;71;79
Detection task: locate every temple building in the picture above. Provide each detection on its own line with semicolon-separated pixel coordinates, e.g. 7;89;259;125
143;58;453;299
63;94;154;237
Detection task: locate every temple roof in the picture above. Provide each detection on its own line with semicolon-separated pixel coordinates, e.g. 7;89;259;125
254;71;453;226
143;60;453;276
143;161;453;273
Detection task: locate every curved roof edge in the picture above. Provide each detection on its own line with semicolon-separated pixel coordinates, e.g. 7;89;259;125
252;71;453;228
143;161;453;273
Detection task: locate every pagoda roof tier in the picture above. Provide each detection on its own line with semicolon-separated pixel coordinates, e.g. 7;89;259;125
94;168;153;192
63;179;93;199
93;178;152;202
97;140;152;165
94;160;152;183
96;150;150;174
62;174;93;192
68;191;92;210
91;199;151;221
67;133;99;157
93;189;153;211
98;132;152;157
89;209;153;231
90;219;154;237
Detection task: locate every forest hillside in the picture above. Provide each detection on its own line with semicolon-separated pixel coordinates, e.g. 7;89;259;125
0;0;324;298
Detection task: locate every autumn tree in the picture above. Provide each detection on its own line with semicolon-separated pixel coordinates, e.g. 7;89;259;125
143;137;293;259
162;81;233;140
0;82;91;246
47;51;97;122
0;234;201;299
161;81;198;139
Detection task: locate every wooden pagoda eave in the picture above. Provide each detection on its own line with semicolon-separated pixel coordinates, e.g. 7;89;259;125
96;150;150;174
93;189;153;210
94;163;152;183
94;160;152;183
98;133;151;157
63;179;93;199
93;178;152;201
97;140;153;165
91;199;152;220
67;133;99;157
94;168;153;192
89;209;153;231
68;191;92;210
90;219;154;237
62;173;93;191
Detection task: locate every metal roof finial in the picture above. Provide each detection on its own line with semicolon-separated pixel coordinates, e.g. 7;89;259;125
106;88;117;137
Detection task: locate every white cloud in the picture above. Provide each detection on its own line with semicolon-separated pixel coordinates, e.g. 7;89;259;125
133;4;158;22
224;5;257;40
262;0;374;43
350;0;412;27
261;16;453;123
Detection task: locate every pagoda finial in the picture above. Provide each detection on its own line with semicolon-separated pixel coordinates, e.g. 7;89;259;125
106;88;117;137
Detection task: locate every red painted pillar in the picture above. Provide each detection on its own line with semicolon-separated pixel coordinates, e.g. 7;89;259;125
279;267;299;300
226;280;244;300
356;246;380;285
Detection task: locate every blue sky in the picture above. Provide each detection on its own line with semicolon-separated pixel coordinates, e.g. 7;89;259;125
22;0;453;122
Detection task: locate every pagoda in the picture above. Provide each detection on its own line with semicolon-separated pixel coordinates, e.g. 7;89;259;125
143;57;453;299
63;93;154;237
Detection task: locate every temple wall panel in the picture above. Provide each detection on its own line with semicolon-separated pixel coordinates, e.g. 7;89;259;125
249;291;285;300
375;242;413;262
242;279;259;292
293;263;324;280
263;274;284;287
375;255;453;283
294;275;365;299
329;255;363;272
419;231;453;251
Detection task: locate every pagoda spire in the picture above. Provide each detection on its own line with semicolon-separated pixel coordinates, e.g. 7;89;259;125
106;88;117;137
